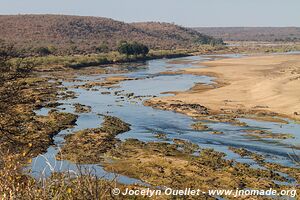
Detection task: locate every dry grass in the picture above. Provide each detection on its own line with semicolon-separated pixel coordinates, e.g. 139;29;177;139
0;153;123;200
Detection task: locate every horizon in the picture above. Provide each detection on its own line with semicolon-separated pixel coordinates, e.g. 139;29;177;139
1;14;300;28
1;0;300;27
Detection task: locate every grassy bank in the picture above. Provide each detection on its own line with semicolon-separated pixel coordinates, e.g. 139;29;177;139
11;49;192;71
10;43;300;72
11;46;227;71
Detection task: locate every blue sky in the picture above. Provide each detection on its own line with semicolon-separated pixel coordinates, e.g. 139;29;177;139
0;0;299;27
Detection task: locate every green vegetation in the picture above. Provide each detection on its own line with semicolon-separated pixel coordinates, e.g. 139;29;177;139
117;41;149;56
34;46;53;56
5;44;233;72
16;42;294;72
10;49;199;70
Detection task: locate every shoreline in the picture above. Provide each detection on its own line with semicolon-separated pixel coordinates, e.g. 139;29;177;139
146;53;300;122
14;43;300;72
4;51;299;198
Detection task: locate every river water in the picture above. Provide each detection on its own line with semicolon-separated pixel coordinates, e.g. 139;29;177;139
31;54;300;184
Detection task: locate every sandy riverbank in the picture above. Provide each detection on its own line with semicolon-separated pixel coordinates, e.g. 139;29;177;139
149;54;300;120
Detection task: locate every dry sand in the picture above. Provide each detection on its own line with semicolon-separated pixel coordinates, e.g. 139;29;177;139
151;54;300;120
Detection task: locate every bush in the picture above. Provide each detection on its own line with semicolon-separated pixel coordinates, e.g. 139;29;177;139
117;41;149;56
96;43;109;53
35;47;52;56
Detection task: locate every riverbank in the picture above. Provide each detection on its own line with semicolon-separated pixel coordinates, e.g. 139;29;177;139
146;54;300;121
11;42;300;72
11;49;197;72
2;52;300;199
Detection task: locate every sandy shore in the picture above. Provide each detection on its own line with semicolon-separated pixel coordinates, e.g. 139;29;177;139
150;54;300;120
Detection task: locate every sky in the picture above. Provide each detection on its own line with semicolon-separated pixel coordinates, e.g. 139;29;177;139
0;0;299;27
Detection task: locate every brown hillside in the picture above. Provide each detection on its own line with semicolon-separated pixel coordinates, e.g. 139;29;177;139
0;15;222;55
194;27;300;42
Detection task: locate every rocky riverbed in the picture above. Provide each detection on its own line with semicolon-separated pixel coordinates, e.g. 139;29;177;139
26;54;300;199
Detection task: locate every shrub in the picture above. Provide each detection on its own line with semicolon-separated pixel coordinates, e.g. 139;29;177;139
117;41;149;56
96;43;109;53
35;47;52;56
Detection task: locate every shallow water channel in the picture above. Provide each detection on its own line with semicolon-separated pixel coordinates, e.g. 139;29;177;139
31;54;300;185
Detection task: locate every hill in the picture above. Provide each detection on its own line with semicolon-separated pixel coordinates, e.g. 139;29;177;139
131;22;222;48
194;27;300;42
0;15;222;55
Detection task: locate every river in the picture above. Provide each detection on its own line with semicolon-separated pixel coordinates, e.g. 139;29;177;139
30;54;300;185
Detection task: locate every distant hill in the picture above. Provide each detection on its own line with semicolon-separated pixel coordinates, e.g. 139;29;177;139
194;27;300;42
131;22;222;48
0;15;222;55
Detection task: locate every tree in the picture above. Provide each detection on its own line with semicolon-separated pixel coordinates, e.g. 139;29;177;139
0;41;34;149
35;46;52;56
0;41;34;108
117;41;149;56
210;38;224;46
131;42;149;56
117;41;132;56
